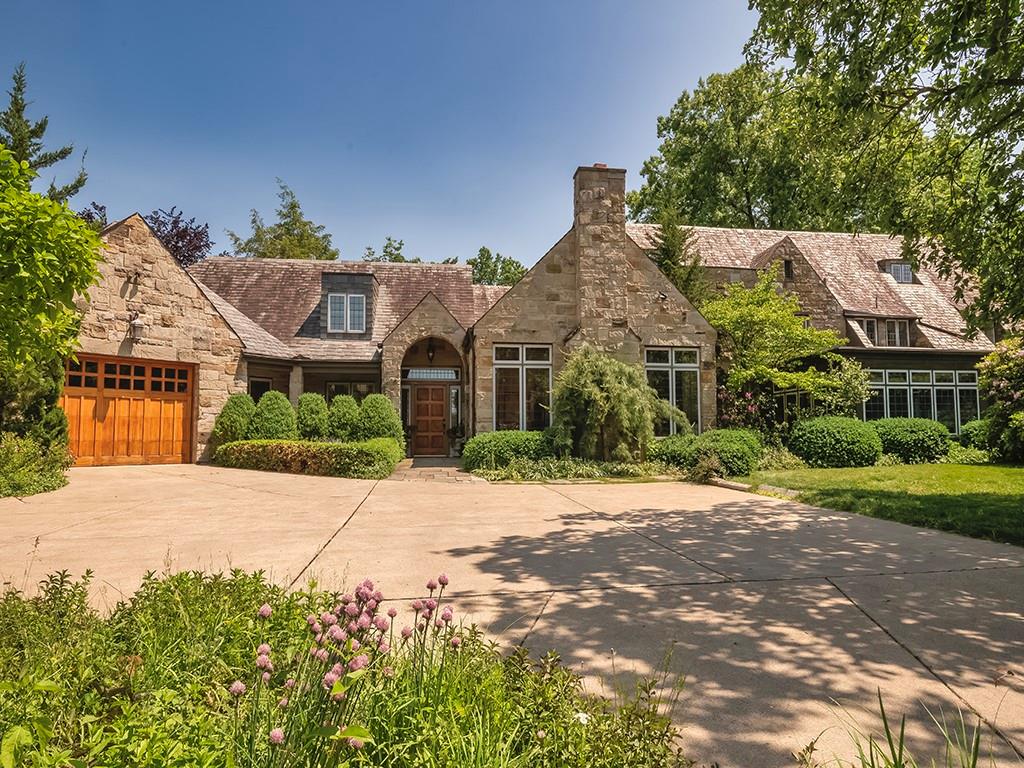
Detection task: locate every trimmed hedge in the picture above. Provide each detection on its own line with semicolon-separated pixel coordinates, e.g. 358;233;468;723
648;434;696;467
959;418;991;450
788;416;882;468
686;429;764;477
210;393;256;446
462;430;551;471
328;395;361;441
358;394;405;446
246;391;298;440
871;418;950;463
296;393;329;441
213;438;404;479
0;432;72;497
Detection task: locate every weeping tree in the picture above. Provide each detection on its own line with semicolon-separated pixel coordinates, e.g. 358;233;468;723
549;345;683;462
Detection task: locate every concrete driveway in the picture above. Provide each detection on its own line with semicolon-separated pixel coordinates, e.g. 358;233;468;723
2;465;1022;766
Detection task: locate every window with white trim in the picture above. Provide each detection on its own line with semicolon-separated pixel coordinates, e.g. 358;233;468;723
645;347;701;435
884;319;909;347
887;262;914;283
493;345;551;431
326;293;366;333
861;368;980;433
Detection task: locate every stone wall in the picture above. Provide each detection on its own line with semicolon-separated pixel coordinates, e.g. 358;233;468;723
76;215;245;459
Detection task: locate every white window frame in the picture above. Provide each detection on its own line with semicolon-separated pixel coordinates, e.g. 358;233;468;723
858;318;878;345
883;319;909;347
492;344;552;431
248;377;273;399
888;262;914;283
860;368;979;433
645;346;702;435
327;293;366;333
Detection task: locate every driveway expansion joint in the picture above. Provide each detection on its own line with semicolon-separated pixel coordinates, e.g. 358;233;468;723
825;576;1024;760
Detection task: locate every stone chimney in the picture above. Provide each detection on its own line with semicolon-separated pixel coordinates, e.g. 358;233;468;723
573;164;629;345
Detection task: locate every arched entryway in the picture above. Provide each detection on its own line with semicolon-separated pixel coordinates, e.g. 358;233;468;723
400;337;465;457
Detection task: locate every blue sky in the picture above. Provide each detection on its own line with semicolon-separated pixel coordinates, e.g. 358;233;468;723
1;1;755;265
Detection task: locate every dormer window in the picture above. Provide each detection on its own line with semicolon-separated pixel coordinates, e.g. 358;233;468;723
327;293;366;333
885;319;909;346
887;261;914;283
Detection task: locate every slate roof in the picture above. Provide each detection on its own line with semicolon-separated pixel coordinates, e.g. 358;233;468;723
626;223;992;353
188;257;508;362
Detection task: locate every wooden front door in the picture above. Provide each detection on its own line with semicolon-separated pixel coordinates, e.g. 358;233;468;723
60;354;194;466
413;385;446;456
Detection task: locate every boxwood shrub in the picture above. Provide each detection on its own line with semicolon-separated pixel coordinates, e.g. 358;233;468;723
462;430;552;471
358;394;405;447
328;395;361;441
246;391;298;440
788;416;882;468
686;429;764;477
213;438;403;479
648;434;696;467
870;418;950;463
296;393;329;441
959;418;991;450
210;393;256;446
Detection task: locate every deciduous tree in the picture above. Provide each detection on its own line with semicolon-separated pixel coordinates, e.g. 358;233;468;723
467;246;525;286
228;180;339;260
362;236;418;263
144;207;212;267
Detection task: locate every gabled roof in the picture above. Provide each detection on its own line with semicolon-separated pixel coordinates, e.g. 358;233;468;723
626;223;992;353
188;256;508;362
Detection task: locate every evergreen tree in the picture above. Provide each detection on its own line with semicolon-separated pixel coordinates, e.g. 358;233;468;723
0;63;87;202
650;203;710;307
227;180;339;260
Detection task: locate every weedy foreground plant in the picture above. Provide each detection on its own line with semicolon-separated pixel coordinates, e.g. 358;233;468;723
0;570;688;767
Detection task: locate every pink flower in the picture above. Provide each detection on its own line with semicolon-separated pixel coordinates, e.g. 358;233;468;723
315;633;324;645
229;680;246;697
278;697;288;708
435;619;443;629
341;593;354;605
438;573;449;586
257;643;271;655
256;654;272;670
345;603;360;617
284;678;296;689
426;578;438;591
321;611;338;626
411;599;423;611
328;624;345;642
382;666;395;678
332;691;346;702
451;636;462;648
311;622;322;635
306;613;317;626
347;738;365;749
323;671;339;689
378;640;390;653
441;606;453;623
258;603;272;619
315;648;329;662
372;590;383;602
262;671;271;683
357;614;372;630
425;598;437;610
348;654;369;671
366;599;378;611
373;615;389;631
387;607;398;618
350;639;361;651
347;621;358;634
269;728;284;745
401;626;413;640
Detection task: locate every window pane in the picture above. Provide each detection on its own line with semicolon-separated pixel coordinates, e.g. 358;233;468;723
494;346;520;362
328;295;345;332
957;371;977;384
674;349;698;365
868;370;885;384
85;360;98;373
934;371;955;384
645;349;670;365
957;389;979;428
674;369;699;430
326;383;349;401
865;319;877;343
494;368;521;430
865;389;886;420
911;371;931;384
104;362;116;374
249;379;271;400
352;383;374;401
449;387;461;431
524;347;550;362
524;368;550;431
911;388;933;419
400;388;410;426
348;294;365;332
887;388;910;418
887;370;908;384
647;368;671;436
935;388;957;432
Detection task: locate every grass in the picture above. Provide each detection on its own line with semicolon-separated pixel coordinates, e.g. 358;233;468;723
742;463;1024;546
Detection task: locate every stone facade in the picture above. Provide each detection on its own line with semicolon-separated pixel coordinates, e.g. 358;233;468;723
472;166;717;433
76;215;245;459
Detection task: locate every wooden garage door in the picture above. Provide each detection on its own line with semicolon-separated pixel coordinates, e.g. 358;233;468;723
60;355;194;466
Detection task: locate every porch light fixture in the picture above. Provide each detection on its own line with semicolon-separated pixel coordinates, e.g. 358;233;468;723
426;339;436;363
128;311;145;342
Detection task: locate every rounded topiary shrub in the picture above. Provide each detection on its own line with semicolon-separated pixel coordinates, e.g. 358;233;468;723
648;434;696;468
788;416;881;468
688;428;764;477
959;418;991;450
328;395;361;441
358;394;404;447
871;418;950;463
462;430;551;471
296;393;329;441
246;391;298;440
211;393;256;446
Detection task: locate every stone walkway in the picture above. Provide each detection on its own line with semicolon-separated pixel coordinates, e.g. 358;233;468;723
387;457;486;483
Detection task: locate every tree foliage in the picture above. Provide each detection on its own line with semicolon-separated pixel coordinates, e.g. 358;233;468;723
363;236;418;263
228;180;339;260
746;0;1024;326
0;146;100;370
144;207;213;267
0;63;87;203
467;246;526;286
549;345;679;462
649;204;710;307
978;337;1024;462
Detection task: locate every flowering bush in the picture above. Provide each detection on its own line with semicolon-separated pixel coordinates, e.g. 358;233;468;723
0;571;688;767
213;438;403;479
978;337;1024;462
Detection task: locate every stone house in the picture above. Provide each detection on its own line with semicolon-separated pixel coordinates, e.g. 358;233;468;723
63;164;987;466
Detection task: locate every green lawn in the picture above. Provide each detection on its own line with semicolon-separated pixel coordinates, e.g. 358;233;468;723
742;463;1024;547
